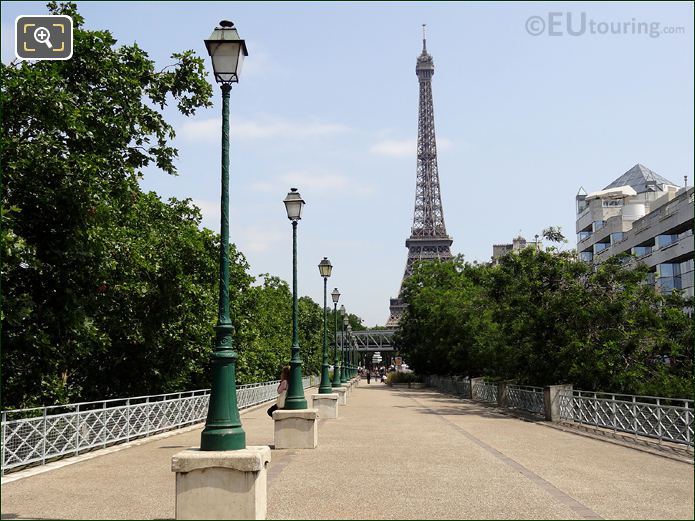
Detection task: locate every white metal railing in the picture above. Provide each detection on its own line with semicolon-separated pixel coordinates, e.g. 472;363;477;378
425;375;471;397
507;385;544;415
559;390;694;446
472;381;498;403
1;376;318;475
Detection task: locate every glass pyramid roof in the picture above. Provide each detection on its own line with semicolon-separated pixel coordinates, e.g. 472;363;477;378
603;164;676;193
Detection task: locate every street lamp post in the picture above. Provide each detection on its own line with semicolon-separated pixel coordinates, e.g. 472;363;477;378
346;324;353;378
283;188;308;410
341;315;348;384
331;289;342;388
200;20;248;452
318;258;333;394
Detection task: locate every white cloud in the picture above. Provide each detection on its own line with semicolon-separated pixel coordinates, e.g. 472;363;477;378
240;50;271;78
179;116;350;142
370;137;453;157
237;224;285;253
191;199;220;229
249;170;374;196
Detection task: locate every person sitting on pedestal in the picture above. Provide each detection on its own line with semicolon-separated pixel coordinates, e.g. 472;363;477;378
267;366;290;417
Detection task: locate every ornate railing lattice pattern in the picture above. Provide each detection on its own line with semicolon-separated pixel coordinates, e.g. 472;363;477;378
507;385;544;415
472;381;498;403
559;391;693;446
424;376;471;397
1;376;318;475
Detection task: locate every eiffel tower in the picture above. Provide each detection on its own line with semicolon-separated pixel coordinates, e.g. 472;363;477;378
386;27;453;327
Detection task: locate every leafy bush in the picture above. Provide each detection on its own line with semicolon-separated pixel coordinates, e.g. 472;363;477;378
386;372;422;385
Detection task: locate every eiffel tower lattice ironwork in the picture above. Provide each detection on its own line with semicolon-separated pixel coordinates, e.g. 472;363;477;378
386;27;453;327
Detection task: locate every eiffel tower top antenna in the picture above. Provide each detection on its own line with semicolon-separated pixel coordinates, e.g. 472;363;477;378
422;24;427;51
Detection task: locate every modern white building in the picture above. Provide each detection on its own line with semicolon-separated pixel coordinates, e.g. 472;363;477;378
576;164;694;298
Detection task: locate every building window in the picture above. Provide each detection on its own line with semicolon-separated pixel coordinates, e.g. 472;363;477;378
594;242;610;254
576;198;588;214
602;199;624;207
632;245;652;257
657;277;682;294
657;263;682;294
579;251;593;262
577;231;592;242
657;263;681;278
678;229;693;240
592;220;606;232
680;259;694;274
655;234;678;249
610;232;624;244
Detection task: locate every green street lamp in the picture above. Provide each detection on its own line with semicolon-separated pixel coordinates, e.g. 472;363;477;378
318;258;334;394
282;188;308;410
346;324;353;378
341;315;349;383
331;289;342;388
200;21;248;452
200;21;248;451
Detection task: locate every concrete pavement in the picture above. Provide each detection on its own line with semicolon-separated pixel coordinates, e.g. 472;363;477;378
1;384;692;519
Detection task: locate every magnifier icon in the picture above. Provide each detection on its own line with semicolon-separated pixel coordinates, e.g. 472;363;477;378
33;26;53;49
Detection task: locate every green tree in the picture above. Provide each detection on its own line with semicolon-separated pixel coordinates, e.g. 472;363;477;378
396;248;694;398
1;1;214;406
1;2;366;408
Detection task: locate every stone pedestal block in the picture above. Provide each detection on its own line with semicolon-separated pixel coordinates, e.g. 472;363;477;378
172;446;271;520
544;384;573;421
310;393;339;419
332;386;348;405
273;409;319;449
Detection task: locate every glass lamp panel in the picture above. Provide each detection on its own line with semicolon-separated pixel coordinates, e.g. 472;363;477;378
284;200;302;220
331;289;340;303
236;51;245;78
283;189;305;220
318;258;333;277
210;42;241;82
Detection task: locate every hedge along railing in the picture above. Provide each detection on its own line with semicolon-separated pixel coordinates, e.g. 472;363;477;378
559;390;694;447
1;375;319;475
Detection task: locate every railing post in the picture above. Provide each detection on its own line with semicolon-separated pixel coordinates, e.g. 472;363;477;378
498;382;508;407
543;384;573;422
611;396;616;432
42;408;47;465
470;377;485;401
126;399;131;442
656;398;662;442
75;404;80;456
632;396;637;437
146;397;151;434
102;401;107;449
2;411;6;476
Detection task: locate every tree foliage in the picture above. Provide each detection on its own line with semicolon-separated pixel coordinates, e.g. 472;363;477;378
395;249;694;398
1;3;364;408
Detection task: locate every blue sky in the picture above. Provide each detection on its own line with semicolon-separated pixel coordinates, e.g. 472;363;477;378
2;1;693;326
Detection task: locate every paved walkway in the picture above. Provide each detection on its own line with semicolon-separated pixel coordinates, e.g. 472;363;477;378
1;384;693;520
